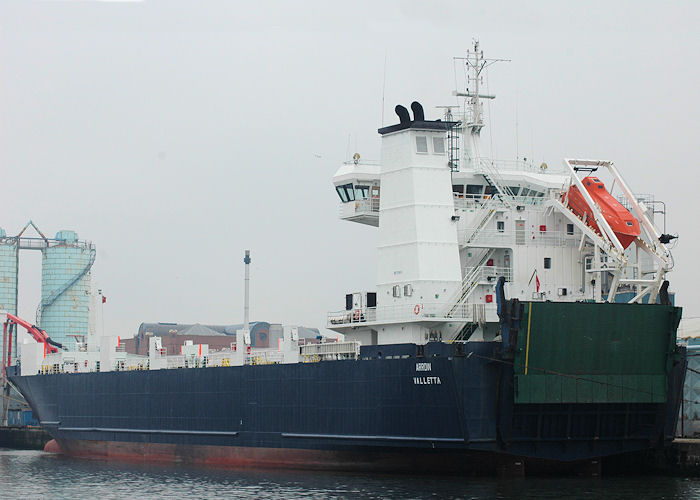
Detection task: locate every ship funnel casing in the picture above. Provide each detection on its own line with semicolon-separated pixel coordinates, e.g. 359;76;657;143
0;231;18;360
376;123;462;308
40;234;93;348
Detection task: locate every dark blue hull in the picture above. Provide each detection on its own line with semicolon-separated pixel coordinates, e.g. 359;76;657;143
8;342;686;471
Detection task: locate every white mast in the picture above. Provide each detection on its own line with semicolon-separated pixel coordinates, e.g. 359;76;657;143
453;41;509;166
234;250;252;350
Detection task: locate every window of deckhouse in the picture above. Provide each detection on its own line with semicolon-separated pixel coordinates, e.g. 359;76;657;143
432;137;445;154
335;186;349;203
355;185;369;199
466;184;484;196
416;136;428;153
345;184;355;201
335;183;355;202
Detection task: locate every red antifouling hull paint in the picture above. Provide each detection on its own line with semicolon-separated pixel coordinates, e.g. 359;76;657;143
42;438;490;473
41;438;609;475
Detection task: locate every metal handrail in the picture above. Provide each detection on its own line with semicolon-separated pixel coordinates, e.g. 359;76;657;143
327;300;499;326
464;265;512;283
338;198;380;218
342;159;380;166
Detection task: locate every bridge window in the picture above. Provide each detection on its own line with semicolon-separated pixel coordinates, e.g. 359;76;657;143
335;183;355;203
520;188;530;196
335;186;348;202
507;186;520;195
355;185;369;199
416;136;428;153
432;137;445;154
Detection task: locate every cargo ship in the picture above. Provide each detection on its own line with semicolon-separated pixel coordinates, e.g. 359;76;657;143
4;42;686;474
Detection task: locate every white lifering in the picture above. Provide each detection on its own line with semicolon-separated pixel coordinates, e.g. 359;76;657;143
414;304;421;315
353;309;361;320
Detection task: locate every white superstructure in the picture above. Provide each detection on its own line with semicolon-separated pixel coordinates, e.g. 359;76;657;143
328;42;675;345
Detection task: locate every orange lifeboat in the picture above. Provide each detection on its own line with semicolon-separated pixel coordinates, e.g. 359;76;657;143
564;176;640;249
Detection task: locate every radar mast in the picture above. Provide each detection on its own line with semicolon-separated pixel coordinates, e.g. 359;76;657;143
454;41;509;165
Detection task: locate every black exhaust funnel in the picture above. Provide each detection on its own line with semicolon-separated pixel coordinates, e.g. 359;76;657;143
395;105;411;124
411;101;425;121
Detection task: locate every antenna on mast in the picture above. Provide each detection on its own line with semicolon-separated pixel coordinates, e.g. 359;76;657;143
381;50;388;126
515;92;519;162
452;40;510;168
453;40;510;135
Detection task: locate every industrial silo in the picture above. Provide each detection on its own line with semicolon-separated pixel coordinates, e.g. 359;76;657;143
0;228;18;360
39;230;95;348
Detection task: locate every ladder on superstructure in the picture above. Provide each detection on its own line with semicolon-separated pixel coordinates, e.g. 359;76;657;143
447;111;460;172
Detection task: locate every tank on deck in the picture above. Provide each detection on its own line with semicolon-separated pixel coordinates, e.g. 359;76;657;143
0;228;18;360
39;230;95;348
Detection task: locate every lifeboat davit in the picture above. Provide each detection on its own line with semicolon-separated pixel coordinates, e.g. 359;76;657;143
565;176;641;249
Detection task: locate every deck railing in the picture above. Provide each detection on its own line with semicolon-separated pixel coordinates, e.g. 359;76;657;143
338;198;380;220
327;301;499;326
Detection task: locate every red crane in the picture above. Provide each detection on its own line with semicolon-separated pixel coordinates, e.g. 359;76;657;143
2;312;63;369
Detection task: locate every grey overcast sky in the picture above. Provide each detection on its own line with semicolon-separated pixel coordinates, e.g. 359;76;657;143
1;0;698;337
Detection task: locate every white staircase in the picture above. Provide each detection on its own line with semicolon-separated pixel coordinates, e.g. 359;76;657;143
463;199;498;247
444;249;495;318
475;158;515;208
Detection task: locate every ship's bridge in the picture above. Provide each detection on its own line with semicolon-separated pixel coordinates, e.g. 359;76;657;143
332;157;380;227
